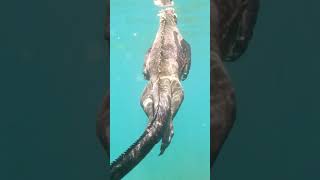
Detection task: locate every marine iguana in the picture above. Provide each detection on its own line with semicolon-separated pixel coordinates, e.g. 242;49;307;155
96;0;259;176
107;8;190;179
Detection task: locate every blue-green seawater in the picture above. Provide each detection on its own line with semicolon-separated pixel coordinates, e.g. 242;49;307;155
110;0;210;179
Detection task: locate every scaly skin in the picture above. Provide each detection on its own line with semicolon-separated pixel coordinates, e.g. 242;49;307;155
108;8;191;179
142;8;191;155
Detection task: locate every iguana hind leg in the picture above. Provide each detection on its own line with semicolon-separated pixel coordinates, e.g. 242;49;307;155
160;80;184;155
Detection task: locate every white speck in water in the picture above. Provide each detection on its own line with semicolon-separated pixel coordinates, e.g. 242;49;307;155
133;32;137;37
117;36;121;40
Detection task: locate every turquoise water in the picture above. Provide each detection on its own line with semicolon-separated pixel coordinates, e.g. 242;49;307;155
110;0;210;179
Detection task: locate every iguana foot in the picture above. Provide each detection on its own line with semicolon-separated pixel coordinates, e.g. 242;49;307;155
159;120;174;155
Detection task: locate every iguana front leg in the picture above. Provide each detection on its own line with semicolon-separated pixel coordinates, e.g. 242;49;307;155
143;48;152;80
180;39;191;81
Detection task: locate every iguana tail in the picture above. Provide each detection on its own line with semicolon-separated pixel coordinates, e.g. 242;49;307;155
110;84;170;180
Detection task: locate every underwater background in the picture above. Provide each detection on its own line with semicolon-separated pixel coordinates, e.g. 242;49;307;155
110;0;210;179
